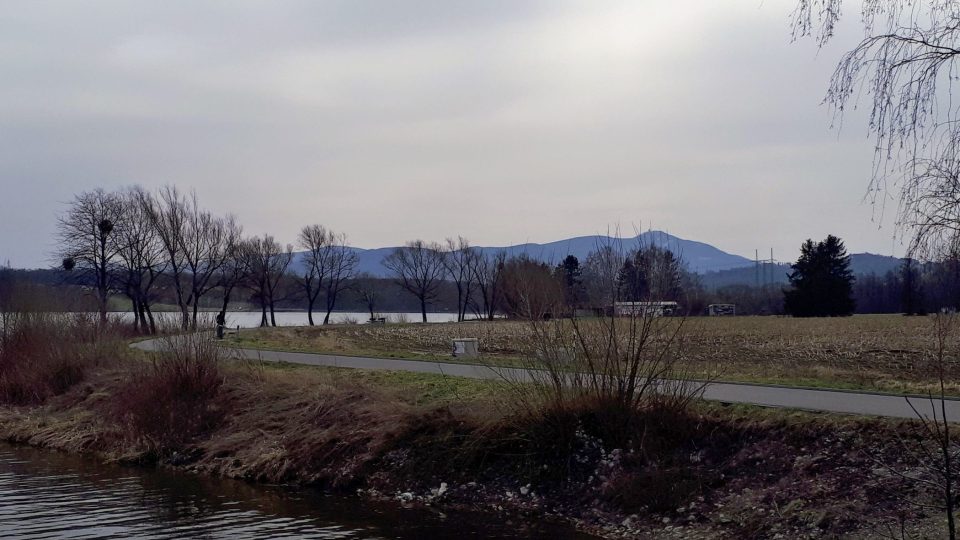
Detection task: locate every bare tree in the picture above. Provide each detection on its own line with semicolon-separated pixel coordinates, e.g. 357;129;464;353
583;245;623;309
181;207;237;330
241;235;293;327
383;240;447;323
56;189;123;324
472;250;505;321
298;224;329;326
443;236;476;322
793;1;960;256
144;186;191;330
321;234;358;325
499;255;563;320
353;272;380;320
214;221;246;328
112;187;166;334
298;225;358;325
144;186;235;330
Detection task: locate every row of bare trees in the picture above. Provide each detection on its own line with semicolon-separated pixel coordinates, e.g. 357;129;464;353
56;186;360;332
382;237;696;322
55;186;697;330
384;238;506;323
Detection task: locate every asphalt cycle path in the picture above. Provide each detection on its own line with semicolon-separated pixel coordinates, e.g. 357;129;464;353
132;338;960;422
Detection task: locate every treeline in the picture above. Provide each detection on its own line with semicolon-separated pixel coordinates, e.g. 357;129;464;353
852;257;960;314
28;186;960;328
41;186;727;332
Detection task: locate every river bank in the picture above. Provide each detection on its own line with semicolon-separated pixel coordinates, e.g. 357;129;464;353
0;440;593;539
0;348;948;539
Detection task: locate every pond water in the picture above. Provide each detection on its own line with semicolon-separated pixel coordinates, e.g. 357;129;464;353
0;442;593;539
113;311;461;328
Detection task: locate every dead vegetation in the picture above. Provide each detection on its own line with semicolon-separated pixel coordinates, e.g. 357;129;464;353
0;311;955;538
0;312;125;405
235;314;958;394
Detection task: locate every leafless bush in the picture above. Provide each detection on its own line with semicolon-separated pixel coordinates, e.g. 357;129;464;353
117;332;226;453
498;236;711;448
0;310;121;405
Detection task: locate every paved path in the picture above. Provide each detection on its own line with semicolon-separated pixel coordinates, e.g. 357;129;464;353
132;338;960;421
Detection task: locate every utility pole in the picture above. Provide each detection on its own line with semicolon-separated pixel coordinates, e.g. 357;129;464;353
755;249;759;288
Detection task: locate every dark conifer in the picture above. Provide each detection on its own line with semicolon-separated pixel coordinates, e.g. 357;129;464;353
784;235;855;317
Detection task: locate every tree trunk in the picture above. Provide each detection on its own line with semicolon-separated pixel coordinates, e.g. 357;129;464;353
269;301;277;327
260;302;268;327
145;304;156;335
218;287;232;327
130;298;141;332
178;300;189;331
456;287;463;322
191;301;200;330
420;298;427;323
323;289;338;325
307;298;315;326
98;287;109;327
137;300;147;333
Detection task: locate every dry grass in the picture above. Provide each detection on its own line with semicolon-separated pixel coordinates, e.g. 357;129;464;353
115;334;226;454
0;338;952;538
232;315;958;394
0;312;125;404
682;315;954;394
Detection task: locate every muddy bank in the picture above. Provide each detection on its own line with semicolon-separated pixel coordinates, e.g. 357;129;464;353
0;360;948;539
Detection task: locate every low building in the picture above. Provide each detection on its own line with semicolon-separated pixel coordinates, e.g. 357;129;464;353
707;303;736;316
614;301;678;317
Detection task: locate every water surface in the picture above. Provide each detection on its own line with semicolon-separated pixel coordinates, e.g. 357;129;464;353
0;443;592;539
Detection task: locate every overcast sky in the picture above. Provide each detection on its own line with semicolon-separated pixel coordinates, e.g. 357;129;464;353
0;1;900;269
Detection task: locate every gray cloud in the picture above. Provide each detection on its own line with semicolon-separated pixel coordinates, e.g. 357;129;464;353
0;0;896;268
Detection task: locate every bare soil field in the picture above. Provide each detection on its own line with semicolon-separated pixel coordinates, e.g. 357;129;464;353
231;314;959;395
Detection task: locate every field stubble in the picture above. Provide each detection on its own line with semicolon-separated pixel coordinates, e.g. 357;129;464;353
233;314;957;395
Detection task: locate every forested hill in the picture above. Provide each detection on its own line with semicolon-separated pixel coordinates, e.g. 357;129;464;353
301;231;755;277
699;253;905;289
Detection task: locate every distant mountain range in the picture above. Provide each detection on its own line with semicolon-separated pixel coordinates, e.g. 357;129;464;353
296;231;903;281
298;231;902;287
293;231;754;277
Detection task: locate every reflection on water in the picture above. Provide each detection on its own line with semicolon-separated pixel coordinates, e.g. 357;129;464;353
0;443;592;539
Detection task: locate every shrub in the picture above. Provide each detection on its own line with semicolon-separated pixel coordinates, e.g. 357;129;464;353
116;333;225;453
0;312;119;404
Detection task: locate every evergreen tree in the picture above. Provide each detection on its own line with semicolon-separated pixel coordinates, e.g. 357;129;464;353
616;257;646;301
784;235;855;317
554;255;584;308
900;258;925;315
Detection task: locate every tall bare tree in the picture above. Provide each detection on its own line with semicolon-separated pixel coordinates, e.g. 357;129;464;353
443;237;476;322
298;225;358;325
144;186;235;329
353;272;380;320
242;235;293;327
298;224;329;326
793;1;960;257
383;240;447;323
214;229;248;328
112;187;166;334
181;205;237;329
56;188;123;324
472;250;505;321
320;234;358;325
144;186;191;329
